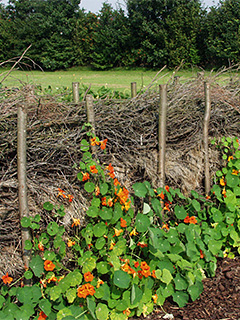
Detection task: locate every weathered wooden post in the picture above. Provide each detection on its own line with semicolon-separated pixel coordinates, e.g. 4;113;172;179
72;82;80;104
158;84;168;188
131;82;137;98
17;101;31;277
86;94;97;154
203;82;211;195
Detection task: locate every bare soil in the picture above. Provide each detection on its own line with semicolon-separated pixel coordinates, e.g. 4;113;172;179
132;257;240;320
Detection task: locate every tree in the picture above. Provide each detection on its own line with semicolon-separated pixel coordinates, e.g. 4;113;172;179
4;0;81;70
202;0;240;67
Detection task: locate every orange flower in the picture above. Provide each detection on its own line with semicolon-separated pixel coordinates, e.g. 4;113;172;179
222;188;227;197
200;249;204;259
123;308;131;316
220;178;226;186
90;137;100;146
140;261;150;271
158;191;165;200
90;165;98;174
84;272;94;282
67;239;76;247
47;274;57;283
232;169;238;175
100;139;107;150
184;214;190;223
189;216;197;224
40;279;47;288
82;172;90;181
101;197;107;206
138;270;143;280
120;217;127;228
121;263;130;273
151;270;157;278
71;218;80;227
165;185;170;192
113;228;123;237
44;260;55;271
38;242;44;251
96;279;104;288
114;178;120;186
206;195;211;200
109;240;116;250
134;261;139;268
2;272;13;285
107;198;114;207
137;242;148;248
228;156;233;162
95;186;100;196
58;275;65;282
152;294;158;304
141;269;151;278
68;194;74;202
77;283;95;298
38;311;47;320
130;228;138;236
161;223;169;231
57;188;67;198
163;203;170;211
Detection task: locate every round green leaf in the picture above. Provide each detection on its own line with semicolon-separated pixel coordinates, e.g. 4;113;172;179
99;207;113;220
93;222;107;237
132;182;148;197
21;217;31;228
47;221;59;236
29;255;44;277
174;274;188;290
24;240;32;250
187;281;203;301
96;303;109;320
95;238;106;250
226;171;239;188
135;213;150;232
87;206;99;218
97;261;110;274
174;205;187;219
80;139;89;151
24;270;33;280
172;291;189;307
100;183;108;195
113;270;131;289
43;201;54;211
84;182;95;193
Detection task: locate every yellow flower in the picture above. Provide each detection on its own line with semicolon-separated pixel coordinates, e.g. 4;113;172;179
220;178;226;186
152;294;158;304
130;228;138;236
228;156;233;162
67;239;76;247
113;228;123;237
96;279;104;288
71;218;80;227
232;169;238;175
109;240;115;250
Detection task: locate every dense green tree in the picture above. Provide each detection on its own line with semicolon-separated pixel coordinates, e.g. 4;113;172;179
203;0;240;66
4;0;81;70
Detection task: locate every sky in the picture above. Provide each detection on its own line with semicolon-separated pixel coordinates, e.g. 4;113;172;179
1;0;220;12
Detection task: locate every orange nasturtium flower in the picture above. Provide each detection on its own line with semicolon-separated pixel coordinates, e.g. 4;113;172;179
38;311;47;320
123;308;131;317
152;294;158;304
163;203;170;211
134;261;139;268
100;139;107;150
161;223;169;231
200;249;204;259
44;260;55;272
47;274;57;283
90;137;100;146
67;194;74;202
77;283;95;298
107;198;114;207
101;197;107;206
220;178;226;186
120;217;127;228
57;188;67;198
84;272;94;282
106;163;115;179
82;172;90;181
114;178;120;186
184;214;197;224
130;228;138;236
109;240;116;250
96;279;104;288
165;185;170;192
228;156;233;162
95;186;100;196
38;242;44;251
71;218;80;227
140;261;151;278
90;165;98;174
1;272;13;285
113;228;123;237
67;239;76;247
151;270;157;278
137;241;148;248
232;169;239;175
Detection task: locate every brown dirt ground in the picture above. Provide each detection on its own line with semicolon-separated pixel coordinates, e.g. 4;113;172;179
131;257;240;320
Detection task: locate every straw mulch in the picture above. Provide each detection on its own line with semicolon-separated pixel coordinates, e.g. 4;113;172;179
0;68;240;276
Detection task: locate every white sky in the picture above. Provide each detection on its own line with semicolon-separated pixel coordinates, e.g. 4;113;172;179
1;0;220;12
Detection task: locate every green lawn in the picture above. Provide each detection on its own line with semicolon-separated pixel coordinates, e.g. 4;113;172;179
0;66;235;95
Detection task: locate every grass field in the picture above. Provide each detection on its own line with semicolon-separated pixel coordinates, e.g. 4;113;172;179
0;66;236;95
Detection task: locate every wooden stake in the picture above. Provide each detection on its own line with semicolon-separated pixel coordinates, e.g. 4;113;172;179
203;82;211;195
86;94;97;154
131;82;137;98
72;82;80;104
158;84;168;188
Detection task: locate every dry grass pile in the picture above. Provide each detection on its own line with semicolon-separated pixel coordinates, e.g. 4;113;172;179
0;68;240;275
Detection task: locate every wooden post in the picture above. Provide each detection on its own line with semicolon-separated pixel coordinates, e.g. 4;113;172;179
86;94;97;154
17;103;31;276
72;82;79;104
203;82;211;195
173;76;180;86
131;82;137;98
158;84;168;188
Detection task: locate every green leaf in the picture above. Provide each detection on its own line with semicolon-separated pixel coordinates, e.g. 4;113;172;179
191;190;199;199
172;291;189;307
84;182;95;193
39;299;52;316
132;182;148;197
160;269;173;285
57;307;72;320
43;201;54;211
49;286;62;301
143;202;151;214
93;222;107;237
29;255;44;277
174;274;188;290
208;240;222;255
24;239;32;250
211;207;224;222
97;261;110;274
95;238;106;250
47;221;59;236
80;139;89;151
187;281;203;301
110;310;127;320
113;270;131;289
87;297;96;320
24;270;33;280
115;299;128;311
91;197;101;207
226;171;239;188
0;295;5;309
99;183;108;195
44;250;56;261
192;199;201;212
66;288;77;304
99;207;113;220
174;205;187;219
21;217;31;228
135;213;150;232
87;206;99;218
131;284;143;305
95;303;109;320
